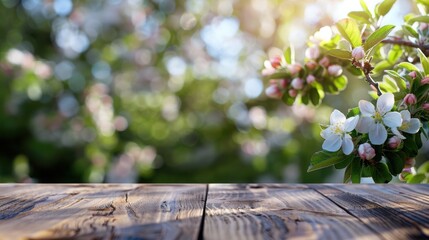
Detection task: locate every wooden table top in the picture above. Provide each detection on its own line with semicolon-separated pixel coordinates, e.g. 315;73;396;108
0;184;428;240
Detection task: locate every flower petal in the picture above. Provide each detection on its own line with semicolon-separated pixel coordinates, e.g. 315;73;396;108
369;123;388;145
391;127;406;139
377;93;394;115
321;126;334;139
383;112;402;128
342;134;354;155
403;118;421;134
322;134;342;152
400;110;411;122
355;116;374;133
330;109;346;125
359;100;375;116
264;60;273;69
344;116;359;132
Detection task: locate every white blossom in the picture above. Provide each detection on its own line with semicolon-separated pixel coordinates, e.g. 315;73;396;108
356;93;402;145
321;109;359;155
391;110;421;139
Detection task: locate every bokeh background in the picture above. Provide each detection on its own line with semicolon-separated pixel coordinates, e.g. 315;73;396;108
0;0;427;183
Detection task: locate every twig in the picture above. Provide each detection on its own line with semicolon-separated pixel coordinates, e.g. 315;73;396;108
364;73;382;96
352;59;382;96
380;38;429;53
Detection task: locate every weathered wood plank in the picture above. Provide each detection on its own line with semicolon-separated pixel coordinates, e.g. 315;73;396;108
329;184;429;237
0;184;206;240
203;184;380;240
312;184;428;240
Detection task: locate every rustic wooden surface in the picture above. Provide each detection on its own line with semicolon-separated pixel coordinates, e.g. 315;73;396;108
0;184;428;239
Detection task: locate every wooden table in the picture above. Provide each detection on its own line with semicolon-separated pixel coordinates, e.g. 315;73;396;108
0;184;428;239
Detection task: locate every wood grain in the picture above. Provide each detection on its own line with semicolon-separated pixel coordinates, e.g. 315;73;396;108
311;184;428;240
329;184;429;237
0;184;428;240
203;184;380;240
0;184;206;240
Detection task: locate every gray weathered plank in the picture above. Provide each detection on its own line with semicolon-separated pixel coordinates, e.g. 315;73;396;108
312;184;428;240
0;184;206;240
328;184;429;237
203;184;380;240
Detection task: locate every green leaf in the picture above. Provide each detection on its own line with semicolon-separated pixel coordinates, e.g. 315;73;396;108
333;75;348;92
408;15;429;24
407;173;426;183
336;18;362;48
398;62;420;72
282;90;295;106
262;71;289;80
348;11;372;24
385;70;407;90
343;164;352;183
387;45;403;63
379;75;399;93
384;151;405;175
402;24;419;39
351;158;362;183
376;0;396;16
335;154;354;169
403;133;419;157
309;87;320;106
363;25;395;52
301;93;309;105
417;48;429;75
417;161;429;174
326;49;352;60
307;151;346;172
371;162;393;183
360;0;372;17
362;165;372;177
373;60;392;74
346;107;360;118
417;0;429;7
284;47;294;65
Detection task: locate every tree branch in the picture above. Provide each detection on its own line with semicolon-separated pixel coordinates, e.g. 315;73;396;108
381;38;429;52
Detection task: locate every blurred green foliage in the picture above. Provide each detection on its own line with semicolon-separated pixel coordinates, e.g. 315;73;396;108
0;0;425;183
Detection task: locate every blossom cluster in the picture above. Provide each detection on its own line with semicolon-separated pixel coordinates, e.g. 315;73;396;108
262;27;346;106
261;0;429;183
321;93;421;157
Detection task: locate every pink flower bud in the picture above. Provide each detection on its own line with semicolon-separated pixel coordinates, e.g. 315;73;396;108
319;56;330;67
421;77;429;85
306;75;316;84
280;79;288;89
423;103;429;111
265;84;282;99
399;167;416;181
287;63;302;75
262;68;276;76
419;23;429;31
270;56;282;69
388;136;401;149
288;89;298;97
408;71;417;79
328;65;343;77
291;78;304;90
306;61;318;70
405;158;415;166
404;93;417;105
305;46;320;60
352;46;365;60
358;143;376;160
